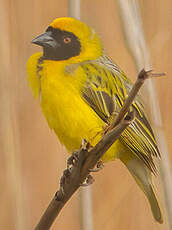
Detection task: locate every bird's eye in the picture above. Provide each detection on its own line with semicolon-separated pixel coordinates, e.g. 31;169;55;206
63;37;71;44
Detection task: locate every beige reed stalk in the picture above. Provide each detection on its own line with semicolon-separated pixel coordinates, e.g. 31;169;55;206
117;0;172;229
0;0;25;229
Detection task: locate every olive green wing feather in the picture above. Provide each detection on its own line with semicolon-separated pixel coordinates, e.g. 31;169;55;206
81;55;160;173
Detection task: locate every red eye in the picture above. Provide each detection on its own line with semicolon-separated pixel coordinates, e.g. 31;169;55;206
63;37;71;44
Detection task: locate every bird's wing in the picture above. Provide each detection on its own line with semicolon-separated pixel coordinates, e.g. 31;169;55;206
80;55;160;173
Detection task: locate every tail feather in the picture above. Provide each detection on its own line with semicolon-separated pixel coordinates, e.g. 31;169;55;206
147;184;163;223
120;153;163;223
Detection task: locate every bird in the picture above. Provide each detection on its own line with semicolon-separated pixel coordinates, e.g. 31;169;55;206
27;17;163;223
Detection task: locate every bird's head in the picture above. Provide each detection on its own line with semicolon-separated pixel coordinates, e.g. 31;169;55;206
32;17;103;63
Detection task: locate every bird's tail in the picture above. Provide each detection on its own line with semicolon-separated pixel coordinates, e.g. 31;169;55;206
119;153;163;223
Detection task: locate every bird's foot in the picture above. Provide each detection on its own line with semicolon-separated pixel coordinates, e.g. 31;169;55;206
89;160;104;172
81;138;92;150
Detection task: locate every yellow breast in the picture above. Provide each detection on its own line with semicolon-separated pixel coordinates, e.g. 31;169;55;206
27;52;125;161
40;59;104;151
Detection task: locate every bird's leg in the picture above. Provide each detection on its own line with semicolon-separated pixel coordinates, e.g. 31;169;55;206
68;138;92;168
81;138;92;150
80;174;95;186
67;139;92;168
89;160;104;172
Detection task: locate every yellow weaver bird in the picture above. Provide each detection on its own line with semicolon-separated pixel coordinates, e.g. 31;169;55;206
27;17;163;223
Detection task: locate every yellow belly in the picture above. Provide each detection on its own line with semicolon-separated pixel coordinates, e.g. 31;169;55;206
40;61;125;162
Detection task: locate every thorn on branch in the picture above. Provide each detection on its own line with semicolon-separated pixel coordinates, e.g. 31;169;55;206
57;168;72;200
80;174;95;186
138;69;166;81
62;169;71;184
89;160;104;172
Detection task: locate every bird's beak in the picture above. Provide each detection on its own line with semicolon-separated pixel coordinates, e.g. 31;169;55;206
32;32;59;48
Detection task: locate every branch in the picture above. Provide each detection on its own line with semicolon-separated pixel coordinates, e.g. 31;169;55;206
34;69;164;230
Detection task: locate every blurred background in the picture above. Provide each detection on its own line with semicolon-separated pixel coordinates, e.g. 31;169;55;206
0;0;171;229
